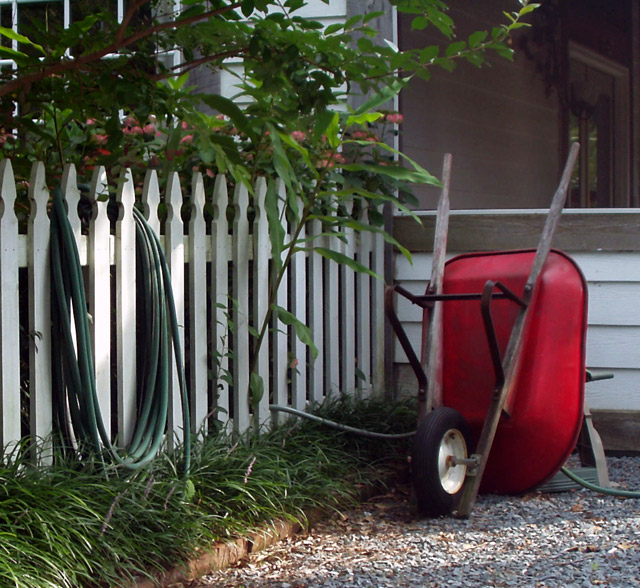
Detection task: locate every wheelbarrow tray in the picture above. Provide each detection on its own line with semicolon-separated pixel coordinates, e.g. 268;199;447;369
438;249;587;494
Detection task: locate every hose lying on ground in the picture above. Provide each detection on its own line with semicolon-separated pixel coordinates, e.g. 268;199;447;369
270;406;640;498
50;187;190;473
561;466;640;498
269;404;416;440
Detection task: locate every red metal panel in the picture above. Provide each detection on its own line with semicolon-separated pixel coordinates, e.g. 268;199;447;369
440;250;587;494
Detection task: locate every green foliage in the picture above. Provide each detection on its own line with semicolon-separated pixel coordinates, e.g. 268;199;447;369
0;0;538;403
0;396;415;587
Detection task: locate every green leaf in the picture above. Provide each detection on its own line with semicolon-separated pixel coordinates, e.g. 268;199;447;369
313;247;381;279
277;131;317;178
519;3;540;16
363;11;384;23
167;72;190;90
419;46;439;63
342;162;439;186
0;46;29;61
324;23;343;35
351;79;407;115
445;41;467;57
249;372;264;405
265;179;285;273
182;479;196;502
357;37;373;52
468;30;488;49
411;16;430;31
340;219;412;262
346;112;384;127
325;112;340;148
241;0;255;17
314;110;338;141
267;124;295;191
199;94;257;143
0;26;45;54
275;306;318;359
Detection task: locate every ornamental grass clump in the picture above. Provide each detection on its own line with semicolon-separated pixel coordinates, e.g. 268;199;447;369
0;395;415;588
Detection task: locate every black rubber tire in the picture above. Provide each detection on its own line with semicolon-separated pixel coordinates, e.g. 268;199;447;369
412;407;472;516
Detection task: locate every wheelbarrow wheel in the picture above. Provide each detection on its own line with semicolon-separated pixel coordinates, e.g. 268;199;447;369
413;407;471;516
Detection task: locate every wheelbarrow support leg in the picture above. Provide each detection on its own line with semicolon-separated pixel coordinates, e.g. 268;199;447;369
455;142;581;519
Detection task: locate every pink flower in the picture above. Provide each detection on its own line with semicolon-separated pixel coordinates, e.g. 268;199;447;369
205;168;215;178
181;121;189;130
91;133;108;145
291;130;306;142
143;123;156;135
180;134;193;144
124;116;137;128
352;131;369;140
86;118;97;126
130;126;144;135
386;113;404;124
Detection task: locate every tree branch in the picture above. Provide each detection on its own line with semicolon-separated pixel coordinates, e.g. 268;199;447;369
149;49;247;80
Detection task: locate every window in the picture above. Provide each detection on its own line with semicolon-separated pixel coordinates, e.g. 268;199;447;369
567;43;630;208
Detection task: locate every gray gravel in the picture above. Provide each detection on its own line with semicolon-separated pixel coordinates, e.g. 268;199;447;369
201;457;640;587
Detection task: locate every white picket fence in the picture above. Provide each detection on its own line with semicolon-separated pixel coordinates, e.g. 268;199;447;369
0;159;386;451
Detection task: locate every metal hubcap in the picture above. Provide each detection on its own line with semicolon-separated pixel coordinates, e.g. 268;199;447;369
438;428;468;494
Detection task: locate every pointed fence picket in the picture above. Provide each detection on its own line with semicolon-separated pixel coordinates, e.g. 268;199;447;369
0;160;20;449
0;159;386;456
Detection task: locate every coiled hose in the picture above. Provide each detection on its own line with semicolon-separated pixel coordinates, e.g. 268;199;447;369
50;187;190;473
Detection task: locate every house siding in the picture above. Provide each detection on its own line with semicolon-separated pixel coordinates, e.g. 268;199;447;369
398;0;562;210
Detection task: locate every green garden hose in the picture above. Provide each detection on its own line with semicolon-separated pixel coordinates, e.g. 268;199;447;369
561;466;640;498
50;187;190;474
269;407;640;498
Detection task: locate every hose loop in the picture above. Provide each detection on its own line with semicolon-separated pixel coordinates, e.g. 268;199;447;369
50;186;190;475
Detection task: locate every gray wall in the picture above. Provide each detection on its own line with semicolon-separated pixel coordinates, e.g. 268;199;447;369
398;1;562;210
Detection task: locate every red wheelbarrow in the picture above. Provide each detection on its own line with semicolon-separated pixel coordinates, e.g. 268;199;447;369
386;144;585;518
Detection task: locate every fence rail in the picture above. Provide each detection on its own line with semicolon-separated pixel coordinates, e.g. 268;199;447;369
0;159;385;452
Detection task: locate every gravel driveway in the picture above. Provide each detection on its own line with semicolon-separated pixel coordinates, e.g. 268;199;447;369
199;457;640;587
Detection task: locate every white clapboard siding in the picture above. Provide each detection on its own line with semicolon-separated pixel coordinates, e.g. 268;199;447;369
0;159;385;452
392;211;640;412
